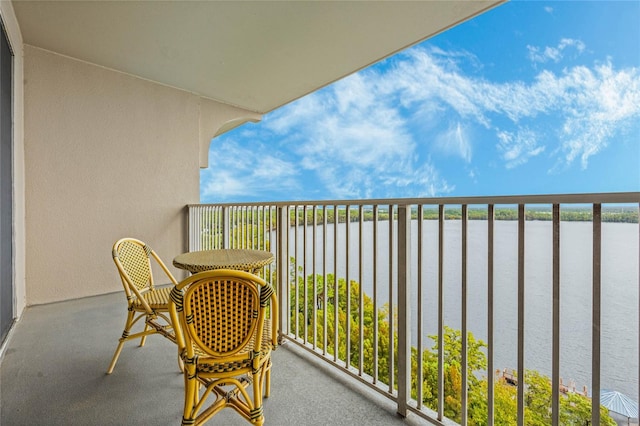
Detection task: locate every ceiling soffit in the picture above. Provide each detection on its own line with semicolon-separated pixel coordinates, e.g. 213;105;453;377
13;1;504;114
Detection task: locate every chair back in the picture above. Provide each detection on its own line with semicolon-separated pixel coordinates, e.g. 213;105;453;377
113;238;154;292
112;238;178;310
170;269;275;359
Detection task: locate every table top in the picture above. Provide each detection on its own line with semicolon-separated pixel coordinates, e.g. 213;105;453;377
173;249;274;274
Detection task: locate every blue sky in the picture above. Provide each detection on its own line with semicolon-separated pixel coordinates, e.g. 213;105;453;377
201;1;640;203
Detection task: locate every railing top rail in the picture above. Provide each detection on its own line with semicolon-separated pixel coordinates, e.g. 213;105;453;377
190;192;640;208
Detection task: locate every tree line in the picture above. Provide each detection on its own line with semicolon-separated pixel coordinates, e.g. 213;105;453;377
289;206;638;224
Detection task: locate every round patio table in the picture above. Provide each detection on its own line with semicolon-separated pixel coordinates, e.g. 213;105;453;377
173;249;274;274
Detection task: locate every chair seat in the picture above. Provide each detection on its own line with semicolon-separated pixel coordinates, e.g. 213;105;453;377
131;286;173;310
192;320;273;374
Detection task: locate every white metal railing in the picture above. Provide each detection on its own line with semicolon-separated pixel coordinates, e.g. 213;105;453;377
187;192;640;426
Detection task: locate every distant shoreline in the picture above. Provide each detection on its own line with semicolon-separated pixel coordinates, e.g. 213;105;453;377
419;207;639;223
321;207;640;224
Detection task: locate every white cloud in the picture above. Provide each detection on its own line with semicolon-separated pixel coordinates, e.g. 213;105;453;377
386;47;640;169
527;38;586;63
260;71;453;199
549;63;640;169
384;162;455;197
389;49;492;126
496;129;545;169
201;139;300;201
265;95;323;135
434;122;472;163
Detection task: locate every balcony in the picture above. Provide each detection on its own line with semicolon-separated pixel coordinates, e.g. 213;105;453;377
2;192;638;426
3;2;637;424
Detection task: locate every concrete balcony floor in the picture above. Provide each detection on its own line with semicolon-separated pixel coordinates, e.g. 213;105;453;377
1;291;424;426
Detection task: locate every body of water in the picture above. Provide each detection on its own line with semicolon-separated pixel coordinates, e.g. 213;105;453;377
284;220;639;400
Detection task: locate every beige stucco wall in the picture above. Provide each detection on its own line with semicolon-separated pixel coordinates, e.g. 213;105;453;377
23;45;201;304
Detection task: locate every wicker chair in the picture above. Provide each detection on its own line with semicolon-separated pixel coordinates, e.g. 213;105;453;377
107;237;179;374
169;269;278;426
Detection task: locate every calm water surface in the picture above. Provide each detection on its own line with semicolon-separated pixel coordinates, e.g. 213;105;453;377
285;220;639;400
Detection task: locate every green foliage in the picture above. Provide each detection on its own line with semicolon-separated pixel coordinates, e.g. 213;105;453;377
289;262;394;382
413;327;487;421
198;208;276;250
468;379;517;426
288;267;618;425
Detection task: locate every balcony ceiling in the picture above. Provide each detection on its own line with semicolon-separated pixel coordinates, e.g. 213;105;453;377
12;0;503;115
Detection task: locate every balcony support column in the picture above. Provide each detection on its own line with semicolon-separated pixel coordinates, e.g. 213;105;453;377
277;206;289;345
397;204;411;417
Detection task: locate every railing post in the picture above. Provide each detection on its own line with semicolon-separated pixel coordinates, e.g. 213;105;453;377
517;204;525;426
187;205;194;251
552;204;560;426
592;203;602;426
397;204;411;417
277;206;288;344
222;206;229;249
438;204;444;421
461;204;468;426
487;204;495;426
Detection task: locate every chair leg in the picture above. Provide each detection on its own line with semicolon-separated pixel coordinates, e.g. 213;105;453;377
106;341;126;375
182;367;198;425
106;310;135;374
262;358;272;398
177;354;184;373
139;322;150;347
251;370;265;426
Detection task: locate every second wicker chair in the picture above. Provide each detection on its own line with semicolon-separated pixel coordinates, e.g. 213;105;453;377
169;269;278;426
107;237;179;374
